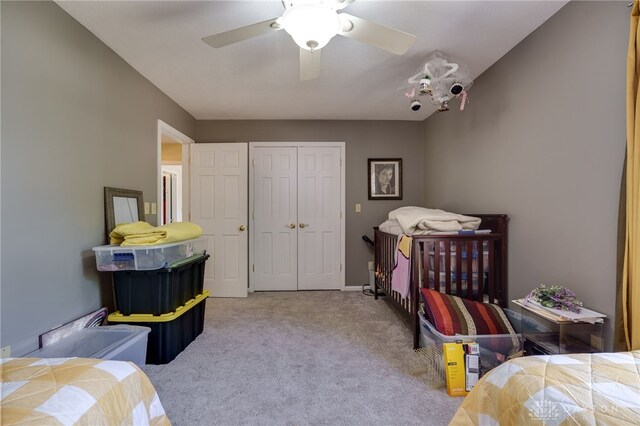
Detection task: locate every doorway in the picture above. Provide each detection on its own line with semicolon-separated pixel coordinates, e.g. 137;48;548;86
161;158;182;224
157;120;194;225
249;142;346;292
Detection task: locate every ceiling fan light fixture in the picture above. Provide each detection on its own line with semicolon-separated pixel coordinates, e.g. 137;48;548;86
282;4;340;51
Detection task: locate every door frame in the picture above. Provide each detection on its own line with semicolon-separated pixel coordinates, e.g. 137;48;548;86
248;141;346;292
157;120;194;224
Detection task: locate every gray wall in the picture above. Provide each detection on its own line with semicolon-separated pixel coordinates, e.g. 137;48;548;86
1;1;196;355
422;1;627;349
197;120;425;287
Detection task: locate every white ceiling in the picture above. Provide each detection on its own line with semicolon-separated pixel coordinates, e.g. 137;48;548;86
56;0;568;121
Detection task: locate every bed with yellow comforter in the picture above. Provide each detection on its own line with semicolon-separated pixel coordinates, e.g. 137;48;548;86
1;357;170;425
451;351;640;425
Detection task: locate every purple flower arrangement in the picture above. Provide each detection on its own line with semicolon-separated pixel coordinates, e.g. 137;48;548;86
526;284;583;313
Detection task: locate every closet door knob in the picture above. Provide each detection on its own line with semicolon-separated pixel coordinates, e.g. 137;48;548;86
299;223;308;228
288;223;296;229
239;225;246;232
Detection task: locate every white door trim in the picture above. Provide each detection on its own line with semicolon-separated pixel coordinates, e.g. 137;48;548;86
249;141;346;292
157;120;194;224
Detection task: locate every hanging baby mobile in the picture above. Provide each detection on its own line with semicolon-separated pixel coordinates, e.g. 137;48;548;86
402;51;473;112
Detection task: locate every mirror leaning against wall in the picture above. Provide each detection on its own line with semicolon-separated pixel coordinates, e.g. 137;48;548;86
104;187;145;242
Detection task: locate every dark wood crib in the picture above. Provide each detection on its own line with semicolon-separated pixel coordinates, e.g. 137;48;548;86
373;214;509;349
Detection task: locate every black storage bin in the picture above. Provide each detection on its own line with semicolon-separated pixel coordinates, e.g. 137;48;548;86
107;291;208;364
113;254;209;316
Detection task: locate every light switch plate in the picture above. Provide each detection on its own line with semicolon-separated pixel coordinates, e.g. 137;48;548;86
144;202;150;214
355;203;361;213
151;202;157;214
1;346;11;358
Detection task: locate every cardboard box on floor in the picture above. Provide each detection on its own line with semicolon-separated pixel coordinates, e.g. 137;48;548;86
443;342;479;397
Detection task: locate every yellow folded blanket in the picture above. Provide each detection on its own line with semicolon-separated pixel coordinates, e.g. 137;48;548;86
110;221;203;246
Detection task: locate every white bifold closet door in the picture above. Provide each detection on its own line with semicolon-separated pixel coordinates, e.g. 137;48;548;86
191;143;248;297
253;147;298;291
297;147;341;290
253;146;342;291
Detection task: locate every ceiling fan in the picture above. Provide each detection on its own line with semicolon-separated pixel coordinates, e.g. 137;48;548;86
202;0;416;81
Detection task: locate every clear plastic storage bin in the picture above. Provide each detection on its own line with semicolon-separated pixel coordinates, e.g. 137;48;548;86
517;304;604;355
27;325;150;367
419;312;523;375
93;237;207;271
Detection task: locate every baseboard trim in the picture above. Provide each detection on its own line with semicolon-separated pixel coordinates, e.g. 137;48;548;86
343;285;364;292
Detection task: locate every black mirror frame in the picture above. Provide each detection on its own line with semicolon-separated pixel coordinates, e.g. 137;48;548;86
104;186;145;241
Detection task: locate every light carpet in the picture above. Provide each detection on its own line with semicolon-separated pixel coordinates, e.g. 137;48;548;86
144;291;462;425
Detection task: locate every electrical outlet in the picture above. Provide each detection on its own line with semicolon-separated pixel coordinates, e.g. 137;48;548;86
590;335;603;351
151;203;157;214
1;345;11;358
144;202;150;214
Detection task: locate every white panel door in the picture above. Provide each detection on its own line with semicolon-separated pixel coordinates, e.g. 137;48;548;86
253;147;298;291
191;143;248;297
297;147;342;290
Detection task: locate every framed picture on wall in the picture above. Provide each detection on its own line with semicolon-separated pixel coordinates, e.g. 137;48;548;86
368;158;402;200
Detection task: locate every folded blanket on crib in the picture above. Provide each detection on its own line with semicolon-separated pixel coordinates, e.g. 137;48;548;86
388;206;481;235
110;221;203;246
379;219;433;235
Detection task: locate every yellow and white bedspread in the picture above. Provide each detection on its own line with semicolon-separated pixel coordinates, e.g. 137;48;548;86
1;357;170;425
451;351;640;425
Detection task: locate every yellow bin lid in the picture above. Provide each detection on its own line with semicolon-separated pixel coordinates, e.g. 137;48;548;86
108;290;209;323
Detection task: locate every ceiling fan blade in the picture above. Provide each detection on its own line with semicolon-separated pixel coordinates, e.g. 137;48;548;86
202;18;282;48
338;13;415;55
300;48;321;81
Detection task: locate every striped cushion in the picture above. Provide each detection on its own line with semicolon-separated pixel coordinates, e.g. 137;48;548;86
420;288;517;353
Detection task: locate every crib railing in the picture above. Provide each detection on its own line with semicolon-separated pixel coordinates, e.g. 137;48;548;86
415;235;503;305
373;229;415;315
374;227;506;349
